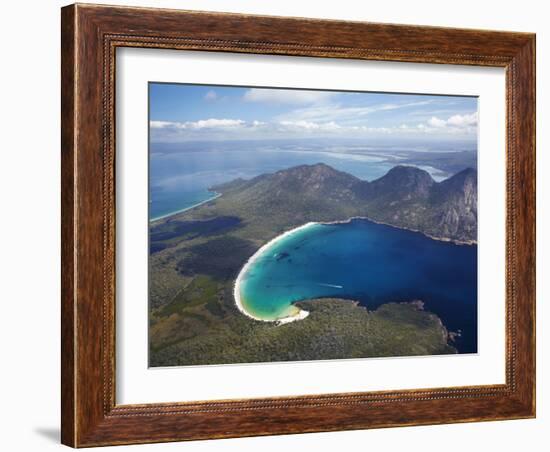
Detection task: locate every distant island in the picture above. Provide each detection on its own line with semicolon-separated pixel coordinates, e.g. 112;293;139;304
149;163;477;366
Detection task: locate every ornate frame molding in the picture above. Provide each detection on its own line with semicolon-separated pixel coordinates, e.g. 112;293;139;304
61;4;535;447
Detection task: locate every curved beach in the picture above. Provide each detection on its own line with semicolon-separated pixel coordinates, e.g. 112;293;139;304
234;215;477;327
233;223;315;324
233;218;383;324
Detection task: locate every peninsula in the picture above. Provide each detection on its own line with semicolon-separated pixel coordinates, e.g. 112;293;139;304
149;163;477;366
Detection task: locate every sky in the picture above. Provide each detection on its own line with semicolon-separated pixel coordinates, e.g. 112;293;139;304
149;83;478;144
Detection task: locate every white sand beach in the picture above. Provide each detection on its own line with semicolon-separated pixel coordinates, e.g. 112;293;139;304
233;222;316;324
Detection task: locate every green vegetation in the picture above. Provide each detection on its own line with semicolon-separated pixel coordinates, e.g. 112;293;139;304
150;299;455;367
149;163;472;366
150;216;242;253
175;236;258;280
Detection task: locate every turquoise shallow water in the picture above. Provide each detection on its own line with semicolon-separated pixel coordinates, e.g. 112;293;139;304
238;219;478;353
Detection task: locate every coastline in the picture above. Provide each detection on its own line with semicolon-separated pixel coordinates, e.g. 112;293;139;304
150;192;221;223
233;223;316;325
233;216;477;325
320;215;477;246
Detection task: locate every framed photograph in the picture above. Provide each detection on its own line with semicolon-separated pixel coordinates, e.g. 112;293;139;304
61;4;536;447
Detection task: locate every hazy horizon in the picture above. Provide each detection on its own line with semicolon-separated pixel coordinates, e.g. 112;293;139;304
149;83;478;145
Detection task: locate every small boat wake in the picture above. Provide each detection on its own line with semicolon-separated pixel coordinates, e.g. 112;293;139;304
318;283;343;289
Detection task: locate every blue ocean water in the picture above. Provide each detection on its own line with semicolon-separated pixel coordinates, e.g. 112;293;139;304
149;146;448;220
239;219;478;354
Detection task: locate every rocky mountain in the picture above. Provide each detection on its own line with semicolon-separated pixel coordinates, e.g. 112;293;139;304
208;163;366;231
362;164;435;200
215;163;361;203
356;165;477;242
213;163;477;242
429;168;477;241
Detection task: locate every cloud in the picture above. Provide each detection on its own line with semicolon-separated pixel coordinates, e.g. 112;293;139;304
426;112;478;129
243;88;335;105
397;112;478;136
189;119;245;129
150;110;478;142
376;100;434;112
149;118;270;142
279;120;333;130
447;112;478;127
276;100;434;124
427;116;447;128
150;118;245;130
276;120;344;133
204;90;217;101
150;120;174;129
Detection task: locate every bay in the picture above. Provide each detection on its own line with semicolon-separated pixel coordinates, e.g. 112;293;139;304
238;219;478;354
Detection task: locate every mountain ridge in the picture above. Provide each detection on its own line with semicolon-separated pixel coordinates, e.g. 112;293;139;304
211;163;477;243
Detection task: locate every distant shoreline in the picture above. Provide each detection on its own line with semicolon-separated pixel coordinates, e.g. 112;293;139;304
150;191;221;223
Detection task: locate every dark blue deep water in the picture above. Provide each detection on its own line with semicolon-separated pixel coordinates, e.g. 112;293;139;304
239;219;477;354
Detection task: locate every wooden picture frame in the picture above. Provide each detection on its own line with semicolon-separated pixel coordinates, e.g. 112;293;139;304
61;3;535;447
